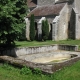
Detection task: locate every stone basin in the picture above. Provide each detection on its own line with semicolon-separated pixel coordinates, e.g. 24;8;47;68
32;54;77;63
17;50;79;73
24;51;78;64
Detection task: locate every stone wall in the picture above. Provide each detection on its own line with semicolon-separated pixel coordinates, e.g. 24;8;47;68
1;44;78;57
37;0;55;6
46;16;55;23
75;13;80;39
25;18;30;40
74;0;80;14
69;8;80;40
71;0;80;39
52;16;60;41
34;16;55;23
69;9;75;39
58;44;78;51
58;3;69;40
0;53;80;74
52;3;69;41
2;45;58;57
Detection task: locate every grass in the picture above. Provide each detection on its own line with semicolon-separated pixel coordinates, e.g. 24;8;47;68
0;40;80;79
15;40;80;49
0;61;80;80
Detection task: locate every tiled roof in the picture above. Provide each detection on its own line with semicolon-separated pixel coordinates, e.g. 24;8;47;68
27;3;65;17
27;0;37;8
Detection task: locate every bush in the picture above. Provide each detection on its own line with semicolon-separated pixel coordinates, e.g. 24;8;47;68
20;66;32;75
30;14;35;41
42;19;49;41
33;68;42;75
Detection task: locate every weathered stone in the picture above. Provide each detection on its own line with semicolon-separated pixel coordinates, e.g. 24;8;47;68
1;45;78;57
0;51;80;74
25;18;30;40
26;0;80;41
52;16;59;41
37;0;55;6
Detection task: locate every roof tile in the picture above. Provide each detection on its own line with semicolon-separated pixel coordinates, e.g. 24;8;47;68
27;3;65;17
27;0;37;8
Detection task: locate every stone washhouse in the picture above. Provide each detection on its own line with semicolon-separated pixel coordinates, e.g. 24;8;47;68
25;0;80;41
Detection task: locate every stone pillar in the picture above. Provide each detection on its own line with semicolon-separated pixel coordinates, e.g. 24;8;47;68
73;0;80;39
52;16;59;41
37;17;46;40
75;13;80;39
25;18;30;40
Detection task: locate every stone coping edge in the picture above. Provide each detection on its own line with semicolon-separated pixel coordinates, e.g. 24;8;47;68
0;56;80;74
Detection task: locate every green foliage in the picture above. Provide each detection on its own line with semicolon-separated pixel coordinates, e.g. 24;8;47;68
42;20;45;41
33;68;42;75
42;19;49;41
0;61;80;80
15;40;80;50
20;66;32;75
45;19;49;39
0;0;28;44
2;63;8;69
20;67;42;75
2;63;15;71
30;14;35;41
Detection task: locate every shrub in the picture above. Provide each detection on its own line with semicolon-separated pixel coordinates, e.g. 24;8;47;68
33;68;42;75
30;14;35;41
20;66;32;75
42;19;49;41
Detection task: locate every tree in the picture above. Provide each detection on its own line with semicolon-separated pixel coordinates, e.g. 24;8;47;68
42;20;45;40
45;19;49;40
42;19;49;41
29;14;35;41
0;0;28;45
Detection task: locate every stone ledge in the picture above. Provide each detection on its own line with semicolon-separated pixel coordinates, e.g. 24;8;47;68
58;44;78;51
0;55;80;74
0;44;78;57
